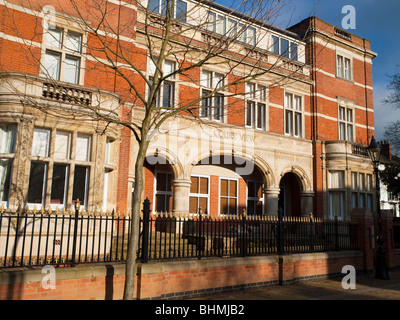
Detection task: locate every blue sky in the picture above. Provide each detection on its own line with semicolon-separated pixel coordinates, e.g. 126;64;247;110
219;0;400;141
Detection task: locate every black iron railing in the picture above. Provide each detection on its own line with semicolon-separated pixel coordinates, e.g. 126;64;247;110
0;206;131;268
0;200;359;269
137;200;359;262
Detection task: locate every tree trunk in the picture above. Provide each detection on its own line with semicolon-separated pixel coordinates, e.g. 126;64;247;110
123;138;149;300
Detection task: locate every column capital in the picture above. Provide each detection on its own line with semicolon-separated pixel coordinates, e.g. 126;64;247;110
172;179;191;188
301;190;315;197
264;187;280;195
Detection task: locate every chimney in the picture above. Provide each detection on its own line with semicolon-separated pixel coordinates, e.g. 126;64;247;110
379;140;392;160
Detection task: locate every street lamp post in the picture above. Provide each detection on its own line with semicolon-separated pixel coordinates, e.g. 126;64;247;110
367;136;390;280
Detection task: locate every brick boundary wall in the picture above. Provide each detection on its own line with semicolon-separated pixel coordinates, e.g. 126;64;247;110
0;251;373;300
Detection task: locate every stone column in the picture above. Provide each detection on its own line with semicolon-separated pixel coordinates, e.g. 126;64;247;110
172;179;191;215
264;187;280;216
300;191;314;218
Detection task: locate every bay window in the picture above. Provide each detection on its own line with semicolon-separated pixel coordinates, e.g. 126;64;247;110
329;171;345;220
27;127;93;209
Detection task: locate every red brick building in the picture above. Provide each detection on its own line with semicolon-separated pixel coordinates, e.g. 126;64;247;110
0;0;377;221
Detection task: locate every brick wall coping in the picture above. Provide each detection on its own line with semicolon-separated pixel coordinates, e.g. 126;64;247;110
0;251;363;287
138;251;363;275
0;263;126;286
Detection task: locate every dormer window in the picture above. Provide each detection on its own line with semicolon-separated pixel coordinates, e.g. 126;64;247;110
148;0;187;22
205;11;256;46
271;35;298;61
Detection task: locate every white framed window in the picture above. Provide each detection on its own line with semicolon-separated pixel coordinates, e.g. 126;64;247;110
148;59;176;109
189;175;209;214
42;27;84;84
54;130;71;159
200;70;225;122
148;0;187;22
351;172;373;211
72;165;90;208
220;178;238;215
246;83;267;130
338;105;354;142
328;171;345;220
284;92;303;138
271;35;298;61
336;54;352;80
76;133;91;162
205;11;256;46
27;162;48;206
154;172;173;213
27;128;94;209
247;181;264;216
50;164;69;206
103;138;112;211
32;128;51;157
0;124;17;206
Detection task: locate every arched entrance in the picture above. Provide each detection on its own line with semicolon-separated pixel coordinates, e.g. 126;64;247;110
191;155;268;217
279;172;302;217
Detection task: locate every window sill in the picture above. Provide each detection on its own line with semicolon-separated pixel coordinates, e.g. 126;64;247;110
335;76;354;84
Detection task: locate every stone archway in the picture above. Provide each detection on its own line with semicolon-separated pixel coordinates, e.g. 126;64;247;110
279;172;302;217
278;167;314;218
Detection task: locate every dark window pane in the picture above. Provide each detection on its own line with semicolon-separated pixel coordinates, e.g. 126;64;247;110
220;179;228;196
290;42;298;60
220;197;228;214
156;194;166;212
199;177;208;194
162;81;174;108
280;38;289;58
189;196;198;213
148;0;159;13
0;159;12;202
51;164;68;204
176;0;187;22
199;197;207;213
72;166;89;205
272;35;279;55
190;176;199;193
28;162;46;204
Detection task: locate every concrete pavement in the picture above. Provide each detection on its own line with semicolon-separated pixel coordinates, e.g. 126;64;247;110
190;269;400;300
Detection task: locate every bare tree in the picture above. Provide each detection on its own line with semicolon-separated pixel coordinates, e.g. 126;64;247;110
1;0;311;299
